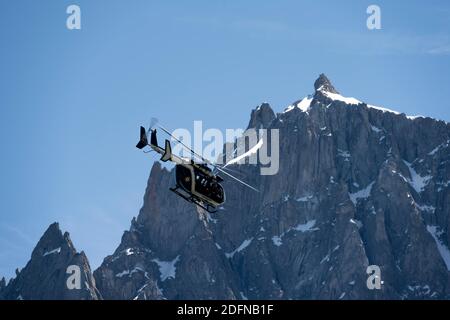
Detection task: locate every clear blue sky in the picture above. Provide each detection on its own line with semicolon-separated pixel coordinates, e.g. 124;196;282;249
1;0;450;279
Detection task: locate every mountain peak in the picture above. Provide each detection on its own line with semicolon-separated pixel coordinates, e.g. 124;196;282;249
314;73;338;94
1;222;100;300
43;222;62;238
31;222;75;259
247;102;276;129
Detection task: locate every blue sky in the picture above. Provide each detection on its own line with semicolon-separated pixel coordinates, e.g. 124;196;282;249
1;0;450;279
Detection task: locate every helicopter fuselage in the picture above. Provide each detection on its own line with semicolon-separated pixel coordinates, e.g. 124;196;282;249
174;163;225;208
136;125;255;213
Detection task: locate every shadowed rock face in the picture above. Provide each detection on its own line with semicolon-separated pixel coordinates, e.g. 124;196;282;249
94;75;450;300
248;102;276;129
3;75;450;300
94;165;239;300
314;73;339;94
0;277;6;299
1;223;100;300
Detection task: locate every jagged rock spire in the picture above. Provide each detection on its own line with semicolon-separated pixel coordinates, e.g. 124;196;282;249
247;102;276;129
314;73;339;94
0;277;6;291
1;222;101;300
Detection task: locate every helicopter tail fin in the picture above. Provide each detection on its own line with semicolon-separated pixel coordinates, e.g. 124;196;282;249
150;129;158;147
161;139;172;162
136;126;148;149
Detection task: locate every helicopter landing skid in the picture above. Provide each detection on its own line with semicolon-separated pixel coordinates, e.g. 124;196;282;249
169;186;218;214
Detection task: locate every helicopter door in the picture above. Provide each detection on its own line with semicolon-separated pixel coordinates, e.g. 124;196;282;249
193;168;225;205
175;164;194;192
193;169;209;197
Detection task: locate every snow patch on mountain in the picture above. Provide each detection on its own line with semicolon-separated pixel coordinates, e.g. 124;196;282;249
321;90;361;105
296;195;314;202
437;180;450;192
152;256;180;281
115;266;147;278
370;125;382;133
366;104;401;115
416;204;436;213
337;149;351;160
282;82;430;122
403;161;432;193
43;247;61;257
350;218;363;228
284;95;313;113
271;236;283;247
318;86;429;120
427;226;450;271
349;182;375;206
271;220;318;247
407;115;426;120
428;140;450;156
225;238;253;258
293;220;318;232
224;137;263;167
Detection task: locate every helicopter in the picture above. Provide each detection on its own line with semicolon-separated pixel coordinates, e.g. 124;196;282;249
136;124;258;213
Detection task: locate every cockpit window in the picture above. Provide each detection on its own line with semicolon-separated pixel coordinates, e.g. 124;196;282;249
193;168;224;203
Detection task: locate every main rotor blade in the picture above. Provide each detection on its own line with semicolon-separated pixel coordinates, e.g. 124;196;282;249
147;117;159;135
214;165;244;176
157;125;208;163
158;123;259;192
215;166;259;192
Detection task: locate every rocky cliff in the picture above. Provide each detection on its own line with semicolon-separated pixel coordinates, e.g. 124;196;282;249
0;223;100;300
94;74;450;299
3;74;450;300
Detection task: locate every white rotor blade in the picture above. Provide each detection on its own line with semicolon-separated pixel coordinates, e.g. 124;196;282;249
147;117;159;135
215;166;259;192
157;125;207;163
158;123;259;192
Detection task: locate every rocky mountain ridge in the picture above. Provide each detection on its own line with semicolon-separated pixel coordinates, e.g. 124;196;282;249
2;74;450;299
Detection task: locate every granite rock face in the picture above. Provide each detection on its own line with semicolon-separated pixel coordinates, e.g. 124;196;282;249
0;277;6;299
3;75;450;300
1;223;100;300
314;73;339;94
247;102;276;129
94;164;239;300
94;75;450;299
